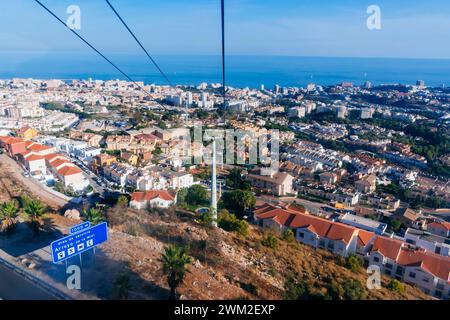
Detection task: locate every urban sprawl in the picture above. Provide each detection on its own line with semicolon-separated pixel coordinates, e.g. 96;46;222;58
0;77;449;300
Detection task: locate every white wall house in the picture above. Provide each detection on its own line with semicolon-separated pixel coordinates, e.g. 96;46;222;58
129;190;176;210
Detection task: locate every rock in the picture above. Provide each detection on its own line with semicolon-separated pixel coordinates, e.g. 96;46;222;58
193;259;202;269
64;209;81;220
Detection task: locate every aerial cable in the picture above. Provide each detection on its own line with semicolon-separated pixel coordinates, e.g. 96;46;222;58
104;0;173;87
34;0;166;109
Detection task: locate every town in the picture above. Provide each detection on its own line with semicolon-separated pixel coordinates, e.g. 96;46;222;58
0;77;449;300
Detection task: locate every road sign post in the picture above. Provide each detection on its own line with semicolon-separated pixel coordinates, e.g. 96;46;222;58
50;222;108;264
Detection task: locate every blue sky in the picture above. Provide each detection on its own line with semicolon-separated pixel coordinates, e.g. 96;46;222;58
2;0;450;58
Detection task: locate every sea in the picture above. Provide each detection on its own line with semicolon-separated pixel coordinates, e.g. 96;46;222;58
2;52;450;89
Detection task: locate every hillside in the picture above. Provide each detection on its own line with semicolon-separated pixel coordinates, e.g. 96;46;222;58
94;206;430;300
0;159;430;300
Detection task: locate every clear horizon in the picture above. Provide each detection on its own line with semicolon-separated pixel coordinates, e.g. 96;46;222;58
3;0;450;59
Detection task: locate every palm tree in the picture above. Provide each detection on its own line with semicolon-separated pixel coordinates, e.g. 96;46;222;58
24;199;46;236
0;200;19;233
162;245;192;300
85;207;105;225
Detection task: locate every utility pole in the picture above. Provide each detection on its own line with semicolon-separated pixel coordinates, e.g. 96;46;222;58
211;139;218;227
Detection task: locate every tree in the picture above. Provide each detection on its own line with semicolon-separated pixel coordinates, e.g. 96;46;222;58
176;188;188;205
221;190;256;219
85;207;106;225
389;219;402;233
186;185;208;206
0;200;19;233
24;199;46;236
387;279;405;294
226;168;251;190
162;245;192;300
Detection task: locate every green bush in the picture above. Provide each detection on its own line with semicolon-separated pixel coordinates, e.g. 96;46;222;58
387;279;405;294
218;211;248;236
197;211;215;227
281;229;295;243
261;234;278;249
346;254;364;272
342;279;367;300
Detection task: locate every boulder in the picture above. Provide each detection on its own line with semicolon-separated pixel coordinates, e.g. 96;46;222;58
64;209;81;220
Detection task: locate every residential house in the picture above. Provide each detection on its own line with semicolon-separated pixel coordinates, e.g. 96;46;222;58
254;203;375;257
245;171;294;196
130;190;176;209
368;236;450;299
404;228;450;257
427;221;450;238
355;174;377;194
17;126;38;139
0;136;26;156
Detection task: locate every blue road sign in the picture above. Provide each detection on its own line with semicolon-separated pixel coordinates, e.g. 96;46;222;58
69;221;91;234
50;222;108;264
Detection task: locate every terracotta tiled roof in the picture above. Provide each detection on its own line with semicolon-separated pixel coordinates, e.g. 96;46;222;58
49;158;71;168
428;221;450;232
0;136;25;144
255;208;297;227
27;144;52;152
131;190;175;202
326;223;358;244
371;236;405;260
26;154;44;162
255;203;373;246
43;153;62;161
57;166;82;176
396;247;450;281
357;229;375;246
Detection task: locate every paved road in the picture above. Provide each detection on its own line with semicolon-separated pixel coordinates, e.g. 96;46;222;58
0;264;56;300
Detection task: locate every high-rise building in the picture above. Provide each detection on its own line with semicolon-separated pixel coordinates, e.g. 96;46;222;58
275;84;280;94
361;107;374;119
364;81;372;89
416;80;426;89
186;92;193;106
337;105;347;119
307;83;316;92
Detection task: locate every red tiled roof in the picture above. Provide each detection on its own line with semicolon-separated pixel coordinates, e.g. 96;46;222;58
357;229;375;247
326;223;358;244
255;203;373;246
44;153;62;161
0;136;25;144
26;154;44;162
131;190;175;202
371;236;405;260
57;166;82;176
428;221;450;232
396;247;450;281
27;144;52;152
49;158;71;168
